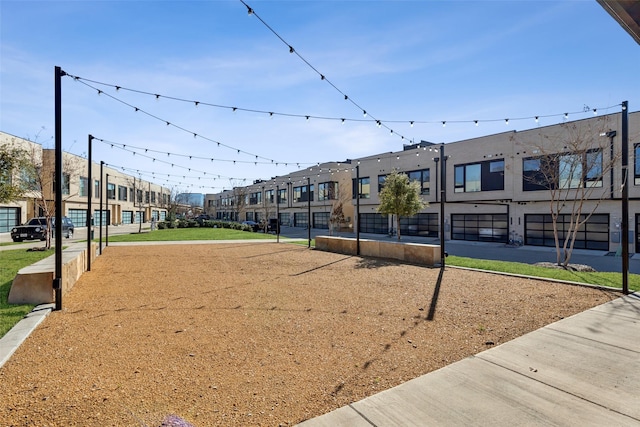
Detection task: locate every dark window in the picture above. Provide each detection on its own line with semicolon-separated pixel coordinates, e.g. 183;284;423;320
249;191;262;205
378;175;387;193
352;177;370;199
399;213;439;237
293;185;314;202
118;185;127;201
455;160;504;193
525;214;608;250
277;188;287;204
79;177;88;197
318;182;338;201
107;183;116;200
523;150;602;191
359;213;388;234
451;213;508;243
313;212;330;229
407;169;430;195
293;212;308;227
265;189;274;203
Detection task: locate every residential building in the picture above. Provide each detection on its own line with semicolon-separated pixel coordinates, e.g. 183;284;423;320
205;161;355;231
0;131;171;232
207;110;640;253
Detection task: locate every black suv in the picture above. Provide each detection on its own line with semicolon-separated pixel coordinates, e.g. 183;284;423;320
10;217;75;242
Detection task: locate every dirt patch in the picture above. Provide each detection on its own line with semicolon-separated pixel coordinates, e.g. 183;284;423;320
0;243;618;426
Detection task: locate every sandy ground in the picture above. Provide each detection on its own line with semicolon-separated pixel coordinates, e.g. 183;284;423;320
0;243;618;426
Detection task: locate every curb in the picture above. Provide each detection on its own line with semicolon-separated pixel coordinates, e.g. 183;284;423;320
0;303;54;369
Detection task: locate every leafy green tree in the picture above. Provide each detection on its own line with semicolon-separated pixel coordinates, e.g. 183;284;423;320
0;144;31;203
377;170;427;241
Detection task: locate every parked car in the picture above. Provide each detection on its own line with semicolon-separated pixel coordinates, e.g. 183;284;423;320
10;216;75;242
195;214;211;225
267;218;280;234
242;220;260;232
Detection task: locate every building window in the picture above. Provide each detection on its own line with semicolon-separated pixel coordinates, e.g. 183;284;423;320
151;191;156;203
107;183;116;200
54;173;71;195
318;181;338;201
137;189;143;204
95;179;100;198
523;150;602;191
277;189;287;204
249;191;262;205
407;169;430;195
293;185;314;202
265;189;274;203
79;177;88;197
118;185;128;201
525;213;608;250
145;191;150;204
352;177;370;199
455;159;504;193
378;175;387;193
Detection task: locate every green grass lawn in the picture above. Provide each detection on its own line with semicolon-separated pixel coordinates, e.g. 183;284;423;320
103;227;277;242
447;255;640;292
0;249;54;338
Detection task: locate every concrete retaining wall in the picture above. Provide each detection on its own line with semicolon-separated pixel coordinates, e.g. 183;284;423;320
8;243;98;305
315;236;440;266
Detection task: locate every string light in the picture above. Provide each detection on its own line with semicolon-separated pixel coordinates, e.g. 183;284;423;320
66;75;309;166
65;73;616;133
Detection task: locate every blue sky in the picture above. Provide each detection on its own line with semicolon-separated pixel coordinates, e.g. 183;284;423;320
1;0;638;193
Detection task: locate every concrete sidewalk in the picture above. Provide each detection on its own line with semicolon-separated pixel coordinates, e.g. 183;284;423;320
298;292;640;426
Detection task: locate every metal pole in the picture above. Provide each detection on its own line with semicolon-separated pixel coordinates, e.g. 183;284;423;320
307;177;311;248
54;66;64;311
356;165;360;256
440;145;446;268
276;185;280;243
106;174;109;246
621;101;629;294
87;135;93;271
99;161;104;254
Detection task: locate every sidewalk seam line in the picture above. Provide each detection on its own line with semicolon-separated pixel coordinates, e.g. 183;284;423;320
474;354;640;422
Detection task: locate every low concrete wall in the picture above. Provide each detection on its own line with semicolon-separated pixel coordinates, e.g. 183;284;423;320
8;242;98;305
315;236;441;266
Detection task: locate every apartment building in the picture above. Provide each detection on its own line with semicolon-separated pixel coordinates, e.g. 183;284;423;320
207;110;640;253
205;160;355;231
0;131;171;232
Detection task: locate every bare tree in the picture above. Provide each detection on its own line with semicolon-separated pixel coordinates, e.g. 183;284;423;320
328;180;351;235
21;146;83;248
229;179;248;223
516;118;622;266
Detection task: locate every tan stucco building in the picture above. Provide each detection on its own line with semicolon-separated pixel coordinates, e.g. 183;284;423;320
1;131;171;232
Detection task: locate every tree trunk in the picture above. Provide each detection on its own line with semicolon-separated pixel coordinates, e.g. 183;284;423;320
396;216;401;241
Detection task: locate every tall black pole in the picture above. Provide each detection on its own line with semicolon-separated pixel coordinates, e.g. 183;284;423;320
621;101;629;295
105;174;109;246
307;177;311;248
54;66;64;311
87;135;93;271
440;145;446;268
356;165;360;256
99;161;104;255
276;185;280;243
